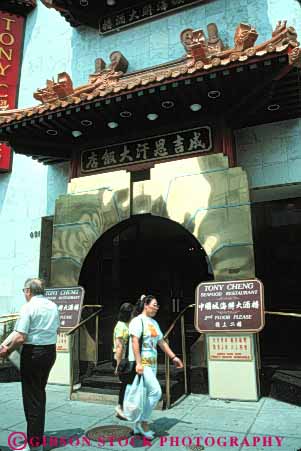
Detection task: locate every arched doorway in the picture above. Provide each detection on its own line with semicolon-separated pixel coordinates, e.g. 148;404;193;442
79;214;211;361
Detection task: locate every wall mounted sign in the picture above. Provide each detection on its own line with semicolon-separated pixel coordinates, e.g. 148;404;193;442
195;279;264;333
0;11;24;173
45;286;85;329
0;142;13;172
81;125;212;173
207;335;253;361
100;0;205;34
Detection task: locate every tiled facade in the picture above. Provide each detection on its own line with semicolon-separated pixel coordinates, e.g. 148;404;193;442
236;119;301;188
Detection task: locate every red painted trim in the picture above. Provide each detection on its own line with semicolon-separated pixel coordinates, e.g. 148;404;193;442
0;11;25;172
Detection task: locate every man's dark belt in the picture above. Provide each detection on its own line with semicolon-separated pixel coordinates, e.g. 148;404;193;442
23;344;56;349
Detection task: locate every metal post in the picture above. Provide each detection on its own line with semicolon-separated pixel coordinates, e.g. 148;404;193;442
181;315;188;394
69;333;74;400
95;314;99;365
165;337;171;409
255;333;261;397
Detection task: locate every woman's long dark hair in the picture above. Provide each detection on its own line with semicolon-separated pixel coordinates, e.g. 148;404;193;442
118;302;134;322
133;294;156;317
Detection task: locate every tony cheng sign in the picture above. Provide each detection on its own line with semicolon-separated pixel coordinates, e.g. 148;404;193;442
45;286;85;329
195;279;264;333
0;12;25;172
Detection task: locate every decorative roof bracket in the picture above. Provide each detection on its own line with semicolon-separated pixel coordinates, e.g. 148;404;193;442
33;51;129;105
181;23;226;64
181;20;299;66
34;73;74;103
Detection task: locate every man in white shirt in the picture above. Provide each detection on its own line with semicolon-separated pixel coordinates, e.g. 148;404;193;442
0;278;60;451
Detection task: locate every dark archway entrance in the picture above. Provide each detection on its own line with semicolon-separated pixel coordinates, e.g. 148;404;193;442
79;214;211;361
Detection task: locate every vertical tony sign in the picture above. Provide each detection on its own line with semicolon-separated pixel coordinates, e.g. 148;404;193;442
0;12;24;172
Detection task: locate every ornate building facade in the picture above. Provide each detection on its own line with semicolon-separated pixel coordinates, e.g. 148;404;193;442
0;0;301;399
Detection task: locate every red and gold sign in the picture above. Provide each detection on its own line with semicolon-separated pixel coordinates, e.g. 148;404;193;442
0;11;24;172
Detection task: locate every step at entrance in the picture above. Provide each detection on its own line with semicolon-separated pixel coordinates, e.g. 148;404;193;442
270;370;301;406
77;361;186;408
261;364;301;406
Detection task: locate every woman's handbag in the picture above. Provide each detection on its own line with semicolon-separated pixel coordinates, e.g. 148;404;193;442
1;331;21;370
116;318;143;383
123;375;145;422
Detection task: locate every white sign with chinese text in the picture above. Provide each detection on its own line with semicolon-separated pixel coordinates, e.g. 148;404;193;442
208;335;253;361
206;333;259;401
56;332;69;353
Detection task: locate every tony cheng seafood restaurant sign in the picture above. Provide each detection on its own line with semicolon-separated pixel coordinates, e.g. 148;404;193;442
45;286;85;329
195;279;264;333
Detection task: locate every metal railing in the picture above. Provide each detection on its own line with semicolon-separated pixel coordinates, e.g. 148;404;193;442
163;303;195;409
0;314;19;326
3;306;301;403
162;306;301;408
0;314;19;338
265;310;301;318
66;305;102;399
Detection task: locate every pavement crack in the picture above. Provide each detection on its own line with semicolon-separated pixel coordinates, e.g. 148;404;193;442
238;398;266;451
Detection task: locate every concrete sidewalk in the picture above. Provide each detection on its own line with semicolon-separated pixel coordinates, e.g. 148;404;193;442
0;383;301;451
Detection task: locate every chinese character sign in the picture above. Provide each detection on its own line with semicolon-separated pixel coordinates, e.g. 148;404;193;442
44;287;85;329
195;279;264;333
0;12;25;172
81;126;212;173
56;332;69;352
0;142;12;171
100;0;204;34
208;335;253;361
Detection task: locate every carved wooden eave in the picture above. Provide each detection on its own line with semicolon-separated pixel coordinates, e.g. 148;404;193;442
0;0;36;16
0;21;299;124
0;21;300;164
40;0;81;27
